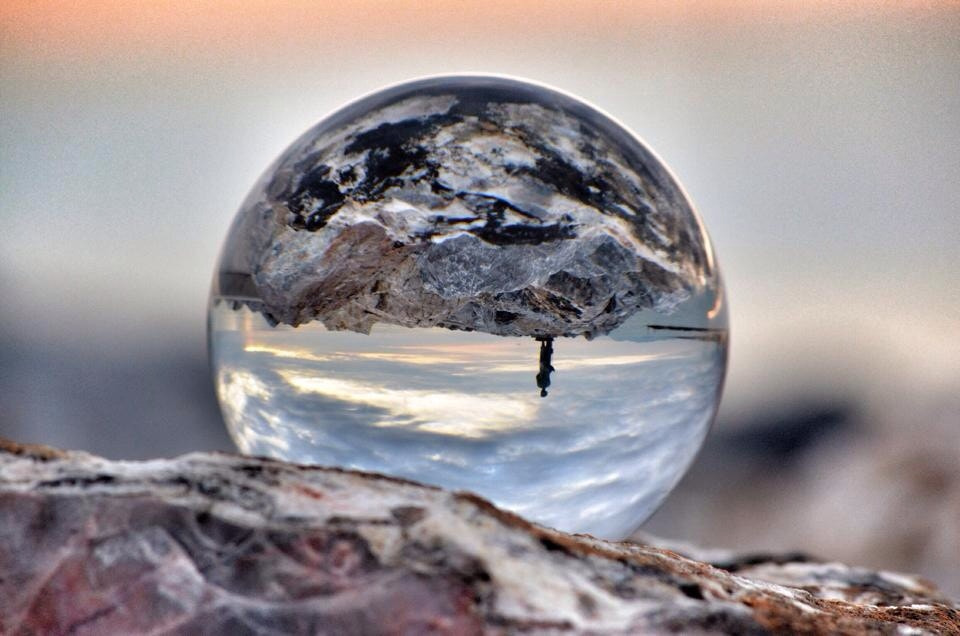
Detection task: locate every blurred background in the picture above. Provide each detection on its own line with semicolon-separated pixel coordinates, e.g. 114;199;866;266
2;1;958;593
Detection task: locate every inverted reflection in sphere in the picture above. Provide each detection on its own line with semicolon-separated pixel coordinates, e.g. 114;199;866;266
209;76;728;537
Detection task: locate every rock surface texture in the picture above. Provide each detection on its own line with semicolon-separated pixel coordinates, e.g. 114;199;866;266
0;439;956;635
215;76;720;338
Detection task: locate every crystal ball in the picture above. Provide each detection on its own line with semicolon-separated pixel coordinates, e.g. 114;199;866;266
209;76;727;537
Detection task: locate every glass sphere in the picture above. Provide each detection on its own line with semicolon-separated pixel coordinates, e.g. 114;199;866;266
209;76;727;537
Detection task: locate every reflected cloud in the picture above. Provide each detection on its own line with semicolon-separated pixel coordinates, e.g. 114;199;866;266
216;368;272;419
542;471;624;502
246;341;525;367
277;371;537;439
244;344;339;363
350;351;475;366
215;367;291;455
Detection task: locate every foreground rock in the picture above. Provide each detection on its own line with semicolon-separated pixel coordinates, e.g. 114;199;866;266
0;440;956;635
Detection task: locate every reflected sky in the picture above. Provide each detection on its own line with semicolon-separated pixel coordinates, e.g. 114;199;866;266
210;302;726;537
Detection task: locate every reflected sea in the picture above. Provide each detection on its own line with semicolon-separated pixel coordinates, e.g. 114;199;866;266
210;301;726;537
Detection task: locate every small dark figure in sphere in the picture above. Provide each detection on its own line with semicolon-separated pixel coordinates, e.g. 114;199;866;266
536;337;555;398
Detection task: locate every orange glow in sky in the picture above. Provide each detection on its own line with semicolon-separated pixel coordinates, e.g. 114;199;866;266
3;0;952;63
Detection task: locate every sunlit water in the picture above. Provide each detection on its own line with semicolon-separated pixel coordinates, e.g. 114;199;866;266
210;300;726;537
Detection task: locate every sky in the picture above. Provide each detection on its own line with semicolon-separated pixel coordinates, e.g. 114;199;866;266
1;1;959;442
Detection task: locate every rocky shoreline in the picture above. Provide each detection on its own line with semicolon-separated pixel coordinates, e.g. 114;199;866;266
0;439;955;634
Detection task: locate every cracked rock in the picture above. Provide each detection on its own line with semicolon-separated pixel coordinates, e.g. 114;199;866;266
214;76;718;338
0;439;956;635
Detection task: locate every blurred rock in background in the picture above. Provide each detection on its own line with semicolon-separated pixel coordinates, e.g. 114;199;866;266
645;392;960;598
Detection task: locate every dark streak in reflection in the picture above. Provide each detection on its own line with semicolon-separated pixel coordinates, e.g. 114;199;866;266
646;324;727;343
646;325;725;333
